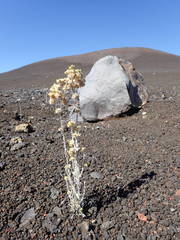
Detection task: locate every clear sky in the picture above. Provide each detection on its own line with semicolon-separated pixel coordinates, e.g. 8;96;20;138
0;0;180;73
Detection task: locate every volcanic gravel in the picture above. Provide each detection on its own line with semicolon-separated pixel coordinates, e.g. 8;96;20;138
0;88;179;240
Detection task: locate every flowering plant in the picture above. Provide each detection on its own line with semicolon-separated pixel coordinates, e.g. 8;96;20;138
48;65;85;216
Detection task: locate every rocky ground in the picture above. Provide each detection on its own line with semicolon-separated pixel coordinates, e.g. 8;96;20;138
0;88;179;240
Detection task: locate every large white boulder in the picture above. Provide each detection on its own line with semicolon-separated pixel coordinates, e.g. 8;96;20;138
79;56;148;121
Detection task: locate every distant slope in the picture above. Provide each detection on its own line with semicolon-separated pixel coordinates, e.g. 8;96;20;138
0;47;180;89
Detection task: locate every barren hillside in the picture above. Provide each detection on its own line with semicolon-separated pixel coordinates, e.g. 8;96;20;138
0;47;180;89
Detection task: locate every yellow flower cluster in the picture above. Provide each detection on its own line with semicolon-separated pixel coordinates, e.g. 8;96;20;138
67;120;76;128
48;65;85;216
48;65;84;105
66;120;81;132
64;65;84;89
66;120;84;159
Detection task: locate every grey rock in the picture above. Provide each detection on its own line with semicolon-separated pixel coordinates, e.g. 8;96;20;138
117;232;126;240
101;220;115;230
0;161;6;171
52;206;62;217
23;186;32;192
79;221;96;240
19;208;36;228
30;148;37;154
17;153;25;158
79;221;89;236
147;235;157;240
170;208;176;212
80;56;148;121
103;230;110;239
87;206;97;216
90;171;103;179
42;212;61;233
80;56;130;121
122;136;128;142
50;187;60;200
10;142;27;151
42;218;57;233
0;103;5;108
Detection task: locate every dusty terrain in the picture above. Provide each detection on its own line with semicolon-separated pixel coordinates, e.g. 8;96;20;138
0;47;180;89
0;48;180;240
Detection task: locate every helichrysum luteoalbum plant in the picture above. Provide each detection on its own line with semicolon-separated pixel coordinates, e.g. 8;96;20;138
48;65;85;216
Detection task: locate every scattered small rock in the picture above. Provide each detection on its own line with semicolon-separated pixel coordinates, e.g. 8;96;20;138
79;221;90;239
117;232;126;240
10;142;27;151
30;147;37;154
10;136;22;145
122;136;128;142
17;153;25;157
15;123;34;133
0;161;6;171
90;171;103;179
142;111;147;115
147;235;157;240
52;206;62;217
87;206;98;217
0;103;5;108
42;212;61;233
170;208;176;212
42;217;57;233
101;220;115;230
23;185;34;193
102;230;110;239
19;208;36;228
14;112;23;121
142;111;147;119
50;187;60;200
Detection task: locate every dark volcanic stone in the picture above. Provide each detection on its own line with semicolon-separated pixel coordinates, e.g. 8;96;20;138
0;161;6;171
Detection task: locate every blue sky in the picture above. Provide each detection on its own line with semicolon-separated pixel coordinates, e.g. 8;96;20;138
0;0;180;73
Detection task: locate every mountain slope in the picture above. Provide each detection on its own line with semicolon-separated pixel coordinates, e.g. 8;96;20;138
0;47;180;89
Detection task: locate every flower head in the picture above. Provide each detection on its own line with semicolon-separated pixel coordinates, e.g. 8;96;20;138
67;120;76;128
